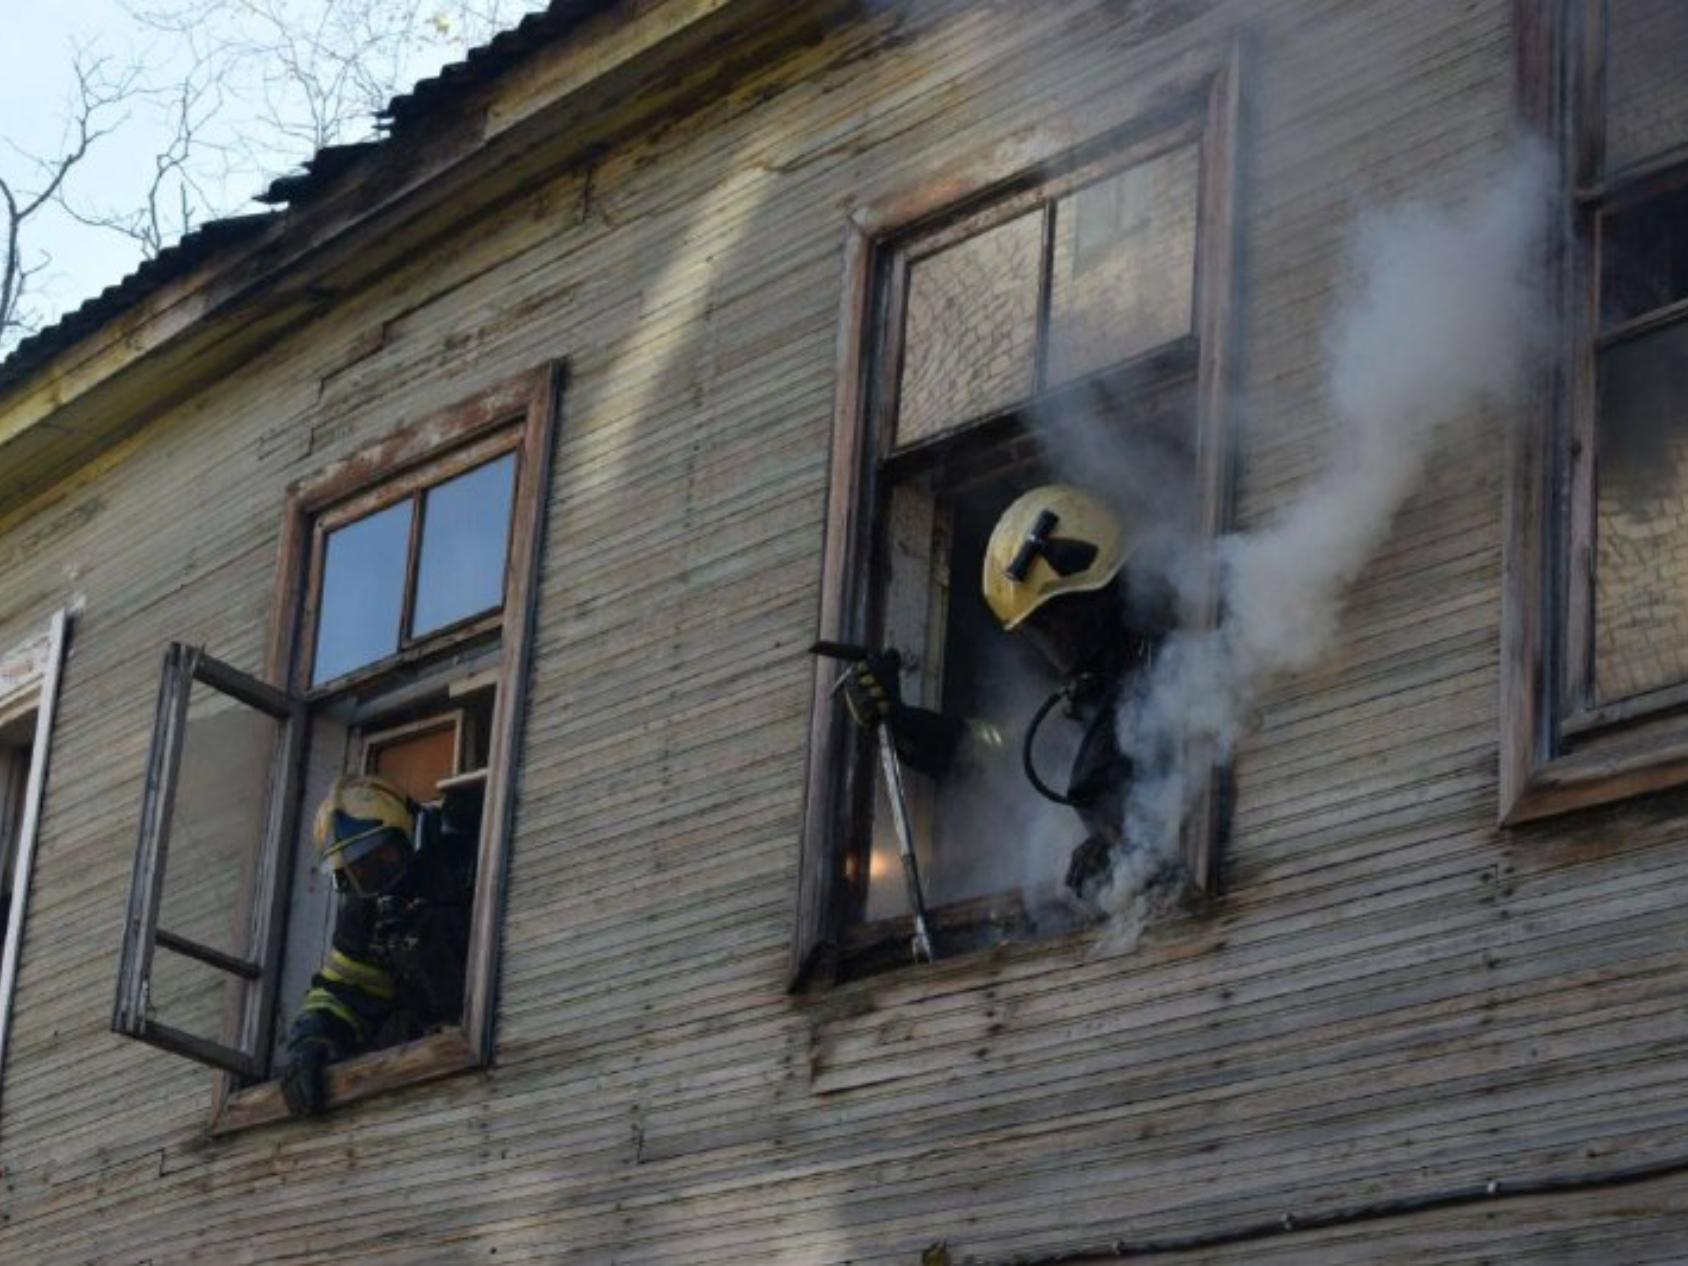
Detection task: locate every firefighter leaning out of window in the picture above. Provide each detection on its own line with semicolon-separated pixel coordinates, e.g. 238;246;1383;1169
279;775;479;1117
842;484;1171;906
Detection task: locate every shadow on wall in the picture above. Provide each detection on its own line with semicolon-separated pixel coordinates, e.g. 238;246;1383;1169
295;6;1550;1266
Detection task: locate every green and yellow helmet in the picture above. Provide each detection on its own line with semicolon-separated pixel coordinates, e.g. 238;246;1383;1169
313;775;416;898
982;485;1130;631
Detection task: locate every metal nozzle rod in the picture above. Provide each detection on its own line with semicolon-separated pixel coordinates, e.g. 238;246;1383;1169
877;727;935;963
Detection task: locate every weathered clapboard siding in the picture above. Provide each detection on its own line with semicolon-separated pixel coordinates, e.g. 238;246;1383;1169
1;0;1685;1261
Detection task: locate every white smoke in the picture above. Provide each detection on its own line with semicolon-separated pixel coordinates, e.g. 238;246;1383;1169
1104;144;1552;930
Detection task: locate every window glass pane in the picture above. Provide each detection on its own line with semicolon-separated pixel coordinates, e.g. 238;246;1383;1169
1600;184;1688;329
1047;143;1199;385
152;679;278;1036
897;210;1043;448
1605;0;1688;174
313;499;412;686
1593;320;1688;701
272;711;347;1071
412;453;517;637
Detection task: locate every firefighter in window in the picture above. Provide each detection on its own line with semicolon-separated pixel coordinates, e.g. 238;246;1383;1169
279;774;479;1117
842;484;1164;907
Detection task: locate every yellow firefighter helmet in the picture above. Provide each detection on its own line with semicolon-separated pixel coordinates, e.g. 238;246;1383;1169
313;774;416;898
982;485;1130;631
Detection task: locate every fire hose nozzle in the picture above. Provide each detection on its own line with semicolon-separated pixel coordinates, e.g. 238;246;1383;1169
810;639;901;667
807;643;934;963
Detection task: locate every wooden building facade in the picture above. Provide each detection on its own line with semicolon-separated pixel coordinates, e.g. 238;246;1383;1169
1;0;1688;1260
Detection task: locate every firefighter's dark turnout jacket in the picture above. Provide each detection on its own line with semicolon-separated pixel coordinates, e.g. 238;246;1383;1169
287;790;479;1057
892;653;1138;901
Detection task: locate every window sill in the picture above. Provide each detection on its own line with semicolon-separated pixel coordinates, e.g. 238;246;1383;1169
210;1028;479;1136
836;887;1102;983
1503;738;1688;826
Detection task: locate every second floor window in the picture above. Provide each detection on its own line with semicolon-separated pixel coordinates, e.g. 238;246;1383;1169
1504;0;1688;821
111;366;559;1130
1584;2;1688;708
796;51;1243;984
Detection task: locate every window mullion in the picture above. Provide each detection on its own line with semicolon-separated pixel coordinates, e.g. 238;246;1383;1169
1560;0;1605;722
1033;201;1057;395
398;490;427;649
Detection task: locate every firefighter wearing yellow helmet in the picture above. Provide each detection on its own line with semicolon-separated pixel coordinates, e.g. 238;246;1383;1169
982;485;1128;633
842;484;1155;905
279;773;480;1117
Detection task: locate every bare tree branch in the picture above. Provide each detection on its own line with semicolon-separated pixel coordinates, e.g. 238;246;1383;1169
0;52;142;348
57;50;227;257
2;1;549;357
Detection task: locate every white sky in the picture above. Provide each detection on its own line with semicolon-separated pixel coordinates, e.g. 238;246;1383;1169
1;1;544;343
2;1;148;322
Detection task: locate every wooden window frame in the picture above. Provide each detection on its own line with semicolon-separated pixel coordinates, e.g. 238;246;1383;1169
1504;0;1688;822
792;41;1245;989
0;609;71;1114
111;645;307;1080
110;364;561;1133
304;427;522;692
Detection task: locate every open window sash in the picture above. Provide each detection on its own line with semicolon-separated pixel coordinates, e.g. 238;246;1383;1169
111;644;305;1079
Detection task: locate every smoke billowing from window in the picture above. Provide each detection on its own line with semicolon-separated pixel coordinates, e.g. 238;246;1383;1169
1102;143;1552;934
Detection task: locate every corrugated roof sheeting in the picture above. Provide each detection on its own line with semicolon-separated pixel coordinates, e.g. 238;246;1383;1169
0;213;280;391
0;0;616;391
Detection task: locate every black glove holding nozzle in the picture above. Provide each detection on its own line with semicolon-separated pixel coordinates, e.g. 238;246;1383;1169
839;649;905;732
812;641;964;779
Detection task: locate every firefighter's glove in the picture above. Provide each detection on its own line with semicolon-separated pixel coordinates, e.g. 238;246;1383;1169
1065;835;1114;906
840;651;903;731
281;1038;333;1118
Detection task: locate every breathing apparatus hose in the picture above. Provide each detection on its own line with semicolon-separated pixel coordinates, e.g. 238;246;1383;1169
1023;686;1081;806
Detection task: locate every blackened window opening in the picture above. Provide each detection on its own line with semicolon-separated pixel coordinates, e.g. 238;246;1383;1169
844;359;1198;973
0;715;35;940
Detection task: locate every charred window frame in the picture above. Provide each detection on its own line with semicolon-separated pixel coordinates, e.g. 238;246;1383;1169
1505;0;1688;822
111;365;560;1131
793;44;1244;988
0;610;71;1115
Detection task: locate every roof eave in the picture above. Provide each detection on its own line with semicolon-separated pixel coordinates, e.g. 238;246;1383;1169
0;0;777;523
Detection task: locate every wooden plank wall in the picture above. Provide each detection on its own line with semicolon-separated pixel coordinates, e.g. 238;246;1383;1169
3;0;1688;1261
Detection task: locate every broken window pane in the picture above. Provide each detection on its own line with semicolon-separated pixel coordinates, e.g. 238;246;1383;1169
928;480;1077;908
1600;184;1688;329
896;210;1043;447
1593;320;1688;701
412;453;516;637
1047;144;1199;385
864;483;947;923
313;499;412;685
1605;0;1688;174
865;473;1084;920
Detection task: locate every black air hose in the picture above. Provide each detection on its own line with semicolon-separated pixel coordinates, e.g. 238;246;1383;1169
1022;687;1079;806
